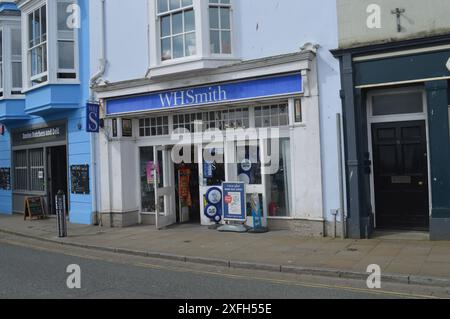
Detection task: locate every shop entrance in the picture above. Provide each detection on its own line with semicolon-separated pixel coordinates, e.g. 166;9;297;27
174;146;200;224
46;145;68;215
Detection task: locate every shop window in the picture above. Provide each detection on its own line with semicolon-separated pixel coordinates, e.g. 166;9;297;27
139;116;169;136
29;148;45;191
173;108;249;133
236;143;262;185
13;150;28;191
209;0;232;55
158;0;196;61
140;147;164;213
266;138;291;217
255;104;289;128
27;4;48;86
203;147;225;186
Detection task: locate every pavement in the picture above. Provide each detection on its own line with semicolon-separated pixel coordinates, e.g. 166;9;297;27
1;214;450;288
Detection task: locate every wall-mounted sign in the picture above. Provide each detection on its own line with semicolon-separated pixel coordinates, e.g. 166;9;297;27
12;123;67;146
0;168;11;190
86;103;100;133
222;182;246;222
71;165;90;195
106;73;303;115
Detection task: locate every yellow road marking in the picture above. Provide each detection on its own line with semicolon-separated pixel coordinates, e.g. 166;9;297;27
0;237;442;299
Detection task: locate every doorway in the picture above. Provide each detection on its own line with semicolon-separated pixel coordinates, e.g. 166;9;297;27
174;145;200;224
372;121;429;230
47;145;68;215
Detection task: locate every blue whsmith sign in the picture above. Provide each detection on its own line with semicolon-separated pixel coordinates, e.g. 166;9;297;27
106;73;303;115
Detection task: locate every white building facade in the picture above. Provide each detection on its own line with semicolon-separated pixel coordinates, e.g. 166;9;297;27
90;0;343;236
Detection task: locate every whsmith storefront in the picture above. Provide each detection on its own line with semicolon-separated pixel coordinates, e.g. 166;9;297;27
333;35;450;240
95;51;325;233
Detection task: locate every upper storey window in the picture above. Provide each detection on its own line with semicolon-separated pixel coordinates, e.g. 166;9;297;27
21;0;78;90
0;18;23;98
158;0;196;61
209;0;231;55
28;4;47;85
149;0;237;74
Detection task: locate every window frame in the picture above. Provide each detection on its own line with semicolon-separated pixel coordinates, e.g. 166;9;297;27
149;0;237;71
0;17;24;100
21;0;79;92
208;0;232;56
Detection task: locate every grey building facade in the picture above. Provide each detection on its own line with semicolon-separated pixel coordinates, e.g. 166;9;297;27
332;0;450;240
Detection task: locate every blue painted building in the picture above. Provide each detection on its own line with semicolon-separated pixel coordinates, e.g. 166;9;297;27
0;0;95;224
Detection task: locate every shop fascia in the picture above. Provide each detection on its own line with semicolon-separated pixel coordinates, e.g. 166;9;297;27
170;126;282;175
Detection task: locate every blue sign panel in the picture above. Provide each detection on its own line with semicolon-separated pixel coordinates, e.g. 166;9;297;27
106;73;303;115
223;182;246;222
86;103;100;133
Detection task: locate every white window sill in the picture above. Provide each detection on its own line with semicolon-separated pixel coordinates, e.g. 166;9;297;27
148;55;241;79
22;80;81;94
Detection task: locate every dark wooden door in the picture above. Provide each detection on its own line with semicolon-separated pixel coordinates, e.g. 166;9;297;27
372;121;429;229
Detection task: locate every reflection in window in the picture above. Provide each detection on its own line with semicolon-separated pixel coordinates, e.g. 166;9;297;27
57;0;76;79
236;143;261;185
265;138;291;217
209;0;231;54
140;147;165;213
255;104;289;128
203;147;225;186
158;0;196;61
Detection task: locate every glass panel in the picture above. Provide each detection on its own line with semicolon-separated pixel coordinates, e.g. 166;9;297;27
172;12;183;34
210;30;220;54
182;0;193;6
220;7;230;29
11;29;21;56
58;41;74;69
161;15;171;37
169;0;180;11
185;32;196;56
209;7;219;29
57;1;71;31
29;148;45;192
184;9;195;32
12;62;22;89
140;147;156;213
266;139;291;217
221;31;231;54
158;0;168;13
372;92;424;116
203;147;225;186
161;38;171;61
237;144;262;185
173;35;184;58
14;150;28;190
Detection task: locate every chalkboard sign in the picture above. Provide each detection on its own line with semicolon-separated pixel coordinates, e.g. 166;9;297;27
0;168;11;190
71;165;90;195
24;197;46;220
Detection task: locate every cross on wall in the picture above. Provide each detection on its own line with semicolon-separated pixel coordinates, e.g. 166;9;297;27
391;8;405;32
